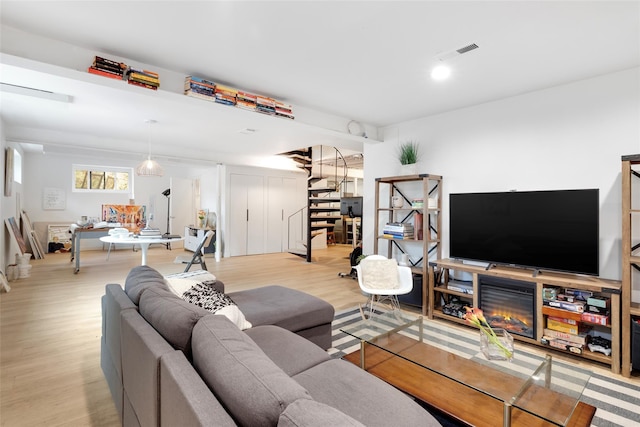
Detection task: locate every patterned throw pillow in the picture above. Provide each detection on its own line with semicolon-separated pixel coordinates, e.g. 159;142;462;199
181;282;252;330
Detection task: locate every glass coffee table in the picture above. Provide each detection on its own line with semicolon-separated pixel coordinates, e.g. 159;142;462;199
341;311;594;427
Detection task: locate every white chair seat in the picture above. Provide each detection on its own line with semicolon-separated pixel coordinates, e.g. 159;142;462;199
355;255;413;319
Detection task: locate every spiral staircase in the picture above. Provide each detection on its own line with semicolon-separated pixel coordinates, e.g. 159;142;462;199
281;146;358;262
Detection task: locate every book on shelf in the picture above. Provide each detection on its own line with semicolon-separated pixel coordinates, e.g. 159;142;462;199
93;55;126;68
129;77;159;88
128;73;160;85
214;85;238;97
87;66;123;80
185;90;216;101
186;76;216;89
92;61;125;75
381;234;414;240
256;96;275;107
128;80;158;90
128;67;159;78
237;99;257;110
237;91;257;102
184;83;214;96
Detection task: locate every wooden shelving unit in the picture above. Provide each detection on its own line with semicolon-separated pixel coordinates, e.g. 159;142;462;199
374;174;442;315
429;258;622;373
621;154;640;377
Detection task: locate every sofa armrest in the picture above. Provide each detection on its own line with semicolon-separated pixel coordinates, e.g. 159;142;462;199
160;351;237;427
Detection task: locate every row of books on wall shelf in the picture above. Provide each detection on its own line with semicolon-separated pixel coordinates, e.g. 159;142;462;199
183;76;295;119
88;55;127;79
87;55;159;90
127;68;159;90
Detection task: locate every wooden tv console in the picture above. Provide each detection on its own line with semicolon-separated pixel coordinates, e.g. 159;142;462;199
428;259;622;373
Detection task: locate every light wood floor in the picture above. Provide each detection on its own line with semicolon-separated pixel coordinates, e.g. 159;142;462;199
0;244;366;426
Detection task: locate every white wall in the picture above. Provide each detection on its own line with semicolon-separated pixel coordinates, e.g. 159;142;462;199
21;150;212;251
364;67;640;282
1;122;25;269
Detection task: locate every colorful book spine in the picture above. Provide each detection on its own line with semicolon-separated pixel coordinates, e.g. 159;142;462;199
88;66;123;80
127;80;158;91
187;76;216;89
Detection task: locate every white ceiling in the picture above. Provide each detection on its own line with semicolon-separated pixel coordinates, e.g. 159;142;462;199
1;1;639;167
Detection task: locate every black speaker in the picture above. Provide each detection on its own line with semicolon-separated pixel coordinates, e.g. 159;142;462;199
632;318;640;371
398;274;423;307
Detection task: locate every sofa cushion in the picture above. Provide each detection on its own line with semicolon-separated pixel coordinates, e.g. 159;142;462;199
293;359;441;427
165;270;218;294
244;325;329;376
138;286;209;358
124;265;170;304
192;315;312;427
228;286;334;332
181;282;252;330
278;399;365;427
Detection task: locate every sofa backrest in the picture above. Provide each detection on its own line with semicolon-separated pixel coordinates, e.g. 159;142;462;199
101;284;137;421
124;265;170;304
159;350;237;427
138;285;210;359
120;310;174;427
192;315;312;427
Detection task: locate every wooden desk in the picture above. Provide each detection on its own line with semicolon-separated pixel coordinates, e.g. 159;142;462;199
343;333;596;427
70;227;111;273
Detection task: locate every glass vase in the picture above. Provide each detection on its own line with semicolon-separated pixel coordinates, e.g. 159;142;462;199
480;328;514;361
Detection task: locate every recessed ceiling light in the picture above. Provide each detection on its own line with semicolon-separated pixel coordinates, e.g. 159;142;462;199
430;65;451;81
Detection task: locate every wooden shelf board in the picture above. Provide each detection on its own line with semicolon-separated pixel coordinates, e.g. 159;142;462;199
376;174;443;183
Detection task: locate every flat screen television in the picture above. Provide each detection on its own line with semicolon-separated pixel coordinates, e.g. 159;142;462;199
340;197;363;217
449;189;599;276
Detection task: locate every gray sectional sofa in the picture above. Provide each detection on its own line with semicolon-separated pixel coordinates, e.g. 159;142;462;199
101;265;441;426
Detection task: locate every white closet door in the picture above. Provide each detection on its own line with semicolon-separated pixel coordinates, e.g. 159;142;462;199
266;177;297;253
229;174;264;256
246;175;264;255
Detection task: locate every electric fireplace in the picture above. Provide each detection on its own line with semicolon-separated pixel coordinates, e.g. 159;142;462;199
478;275;536;339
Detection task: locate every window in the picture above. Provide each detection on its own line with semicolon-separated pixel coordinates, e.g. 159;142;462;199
73;165;132;193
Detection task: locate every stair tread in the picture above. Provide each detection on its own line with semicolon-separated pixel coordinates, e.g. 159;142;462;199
309;197;341;202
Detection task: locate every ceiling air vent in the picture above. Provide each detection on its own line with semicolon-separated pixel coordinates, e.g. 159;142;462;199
456;43;479;54
435;42;480;62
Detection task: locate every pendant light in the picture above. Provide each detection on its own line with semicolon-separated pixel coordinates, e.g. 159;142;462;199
136;119;164;177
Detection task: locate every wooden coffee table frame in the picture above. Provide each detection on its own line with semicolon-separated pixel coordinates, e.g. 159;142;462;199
343;333;596;427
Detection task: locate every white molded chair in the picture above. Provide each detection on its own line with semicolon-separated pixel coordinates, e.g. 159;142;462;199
174;230;214;272
354;255;413;319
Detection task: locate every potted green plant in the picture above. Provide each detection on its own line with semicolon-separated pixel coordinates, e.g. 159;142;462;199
398;141;420;175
